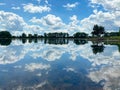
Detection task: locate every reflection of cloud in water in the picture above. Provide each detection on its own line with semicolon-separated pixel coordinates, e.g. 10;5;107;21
88;66;120;90
63;67;77;73
1;41;120;65
23;41;91;61
0;41;107;90
0;40;120;90
25;63;50;72
22;81;47;90
0;45;25;64
34;81;47;89
36;73;42;77
8;81;47;90
24;42;68;61
0;40;93;64
32;47;65;61
80;45;120;66
85;45;120;90
0;40;120;66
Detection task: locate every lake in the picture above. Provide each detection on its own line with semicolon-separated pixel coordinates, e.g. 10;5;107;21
0;38;120;90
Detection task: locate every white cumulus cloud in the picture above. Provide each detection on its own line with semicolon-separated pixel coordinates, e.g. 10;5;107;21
80;10;120;33
0;10;45;35
0;11;26;32
11;7;20;10
90;0;120;11
63;2;79;10
29;14;66;31
23;3;51;13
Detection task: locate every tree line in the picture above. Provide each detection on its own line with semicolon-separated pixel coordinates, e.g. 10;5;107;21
0;24;120;39
0;31;88;38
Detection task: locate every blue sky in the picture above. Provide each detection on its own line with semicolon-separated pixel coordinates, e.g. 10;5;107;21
0;0;120;35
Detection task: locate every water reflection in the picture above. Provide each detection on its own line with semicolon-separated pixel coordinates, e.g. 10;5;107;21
1;38;120;54
0;38;88;46
74;39;88;45
44;38;69;45
0;39;120;90
91;41;105;54
0;38;12;46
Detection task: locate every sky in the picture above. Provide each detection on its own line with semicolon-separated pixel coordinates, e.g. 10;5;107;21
0;0;120;35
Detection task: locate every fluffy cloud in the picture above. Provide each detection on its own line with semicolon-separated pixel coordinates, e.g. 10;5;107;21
67;15;82;34
29;14;85;35
29;14;88;34
24;24;44;34
78;0;120;34
90;0;120;11
80;10;120;33
63;2;79;10
0;10;45;35
23;3;51;13
40;14;62;26
30;14;66;31
0;11;26;31
29;17;41;24
11;7;20;10
70;15;79;26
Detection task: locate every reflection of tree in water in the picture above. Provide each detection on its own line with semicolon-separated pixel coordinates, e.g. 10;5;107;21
28;38;32;43
34;38;38;43
22;38;27;44
74;39;88;45
44;38;69;45
0;39;12;46
0;38;89;46
91;41;105;54
104;41;120;52
117;45;120;52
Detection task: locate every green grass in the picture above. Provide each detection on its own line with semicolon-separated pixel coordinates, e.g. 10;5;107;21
88;36;120;41
106;36;120;39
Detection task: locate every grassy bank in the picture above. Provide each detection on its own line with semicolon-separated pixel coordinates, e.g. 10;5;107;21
87;36;120;41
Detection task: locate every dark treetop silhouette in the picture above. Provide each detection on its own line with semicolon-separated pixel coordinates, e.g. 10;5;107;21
91;24;105;37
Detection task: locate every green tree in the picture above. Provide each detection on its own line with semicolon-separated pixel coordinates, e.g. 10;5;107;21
119;27;120;36
34;34;37;38
44;33;47;38
22;33;27;38
28;34;32;38
74;32;88;38
0;31;12;38
91;24;105;37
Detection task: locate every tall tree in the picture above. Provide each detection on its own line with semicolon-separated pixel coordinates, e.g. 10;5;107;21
22;33;27;38
91;24;105;37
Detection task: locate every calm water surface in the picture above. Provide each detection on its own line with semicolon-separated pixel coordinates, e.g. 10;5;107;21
0;39;120;90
